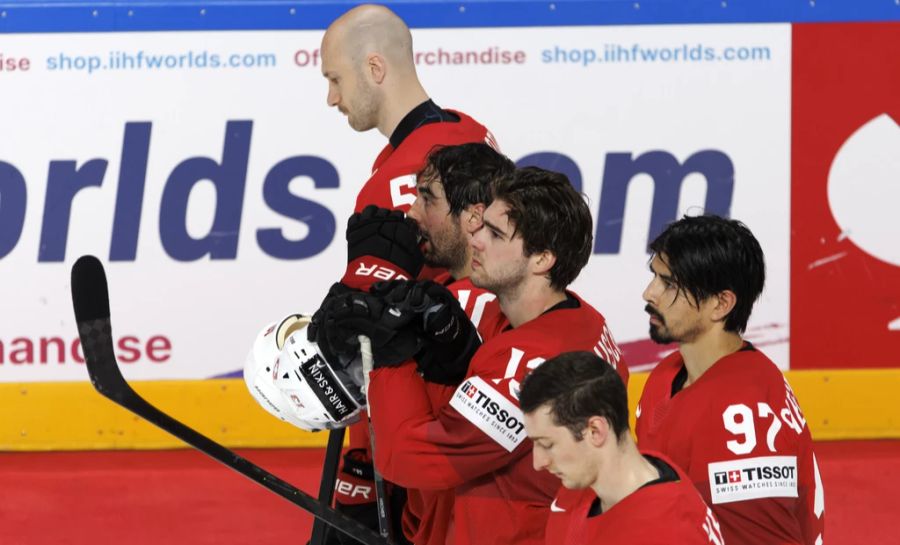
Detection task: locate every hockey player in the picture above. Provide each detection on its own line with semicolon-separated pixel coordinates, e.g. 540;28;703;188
519;351;725;545
312;167;629;544
318;5;496;539
320;4;496;214
407;142;513;338
397;142;514;545
301;143;514;545
636;215;825;545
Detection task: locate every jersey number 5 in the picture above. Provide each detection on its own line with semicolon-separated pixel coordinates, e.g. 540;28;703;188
389;175;417;209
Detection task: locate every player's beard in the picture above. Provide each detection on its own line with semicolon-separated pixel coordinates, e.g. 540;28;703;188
423;221;468;272
472;257;528;297
646;303;703;344
346;77;380;132
646;303;674;344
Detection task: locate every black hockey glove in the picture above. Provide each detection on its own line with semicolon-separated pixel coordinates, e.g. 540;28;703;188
341;205;424;291
308;282;355;366
311;289;422;367
373;280;481;386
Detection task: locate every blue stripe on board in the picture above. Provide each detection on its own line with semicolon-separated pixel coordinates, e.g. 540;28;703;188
0;0;898;33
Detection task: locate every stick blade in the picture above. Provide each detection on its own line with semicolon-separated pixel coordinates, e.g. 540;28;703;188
71;255;111;323
71;255;130;400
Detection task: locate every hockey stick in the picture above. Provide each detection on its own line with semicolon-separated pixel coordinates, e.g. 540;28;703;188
309;427;345;545
70;255;390;545
358;335;393;541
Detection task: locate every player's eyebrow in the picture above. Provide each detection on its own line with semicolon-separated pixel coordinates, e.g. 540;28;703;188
482;218;509;240
648;262;675;284
416;183;436;198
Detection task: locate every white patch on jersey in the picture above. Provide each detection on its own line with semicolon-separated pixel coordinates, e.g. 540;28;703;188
450;376;526;452
707;456;798;504
550;498;566;513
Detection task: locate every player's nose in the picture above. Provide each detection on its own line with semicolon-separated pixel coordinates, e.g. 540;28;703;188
407;198;424;224
327;87;339;107
642;279;658;304
469;225;486;252
532;449;550;472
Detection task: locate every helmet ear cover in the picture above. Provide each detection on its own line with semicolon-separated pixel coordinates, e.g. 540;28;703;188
244;315;365;431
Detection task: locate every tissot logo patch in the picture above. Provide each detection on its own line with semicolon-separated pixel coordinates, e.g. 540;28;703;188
451;376;526;452
708;456;798;504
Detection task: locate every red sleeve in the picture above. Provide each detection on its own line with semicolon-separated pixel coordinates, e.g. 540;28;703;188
366;358;528;490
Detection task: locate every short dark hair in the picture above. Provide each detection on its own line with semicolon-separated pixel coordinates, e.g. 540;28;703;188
519;351;629;441
493;167;593;290
649;214;765;333
419;143;515;217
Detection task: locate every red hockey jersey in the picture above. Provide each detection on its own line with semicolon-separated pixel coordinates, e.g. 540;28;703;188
353;110;495;213
635;346;824;545
367;293;628;545
544;452;724;545
344;108;493;447
332;107;496;543
397;274;506;545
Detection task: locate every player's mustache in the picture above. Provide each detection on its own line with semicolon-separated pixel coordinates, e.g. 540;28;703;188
408;218;428;243
644;304;665;324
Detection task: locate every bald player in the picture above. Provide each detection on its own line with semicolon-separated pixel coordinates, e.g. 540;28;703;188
316;6;497;544
320;4;496;213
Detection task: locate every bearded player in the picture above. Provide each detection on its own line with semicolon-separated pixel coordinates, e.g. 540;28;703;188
317;5;497;540
313;167;629;544
636;215;824;545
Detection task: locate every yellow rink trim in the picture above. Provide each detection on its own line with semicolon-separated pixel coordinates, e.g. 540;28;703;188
1;369;898;451
0;379;335;451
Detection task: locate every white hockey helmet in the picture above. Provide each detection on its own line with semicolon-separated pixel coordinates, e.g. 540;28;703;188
244;314;365;431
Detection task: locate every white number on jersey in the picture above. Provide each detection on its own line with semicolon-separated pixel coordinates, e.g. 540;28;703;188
495;347;545;400
723;402;785;455
593;323;623;370
723;394;808;456
455;289;497;329
389;175;417;208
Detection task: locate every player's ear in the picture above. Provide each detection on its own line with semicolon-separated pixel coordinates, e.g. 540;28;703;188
367;53;386;84
531;250;556;277
585;416;610;447
465;203;486;232
710;289;737;323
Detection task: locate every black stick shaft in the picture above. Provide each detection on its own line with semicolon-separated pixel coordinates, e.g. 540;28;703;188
93;370;388;545
310;428;345;545
71;256;389;545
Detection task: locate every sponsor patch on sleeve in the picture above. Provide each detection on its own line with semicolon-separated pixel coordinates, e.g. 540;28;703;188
708;456;798;504
450;376;526;452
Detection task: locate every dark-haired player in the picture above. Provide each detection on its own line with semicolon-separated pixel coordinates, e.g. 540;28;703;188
637;215;824;545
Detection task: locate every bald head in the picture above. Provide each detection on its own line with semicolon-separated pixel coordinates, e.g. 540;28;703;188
320;4;429;136
323;4;415;72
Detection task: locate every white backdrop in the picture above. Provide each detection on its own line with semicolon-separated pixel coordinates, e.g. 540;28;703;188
0;24;790;380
